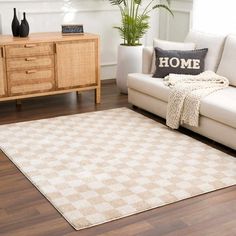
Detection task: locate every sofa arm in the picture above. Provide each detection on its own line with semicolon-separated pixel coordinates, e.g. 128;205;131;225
142;46;154;74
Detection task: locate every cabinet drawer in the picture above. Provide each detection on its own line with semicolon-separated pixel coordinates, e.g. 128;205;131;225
5;43;54;58
8;68;55;96
7;55;54;71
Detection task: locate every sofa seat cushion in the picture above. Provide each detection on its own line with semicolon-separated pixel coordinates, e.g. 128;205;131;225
200;87;236;128
128;73;170;102
127;73;236;128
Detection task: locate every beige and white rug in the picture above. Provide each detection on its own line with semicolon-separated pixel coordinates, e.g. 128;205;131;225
0;108;236;230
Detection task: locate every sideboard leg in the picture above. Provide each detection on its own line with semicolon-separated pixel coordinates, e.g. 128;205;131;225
16;100;21;106
16;100;22;110
76;91;82;99
95;87;101;104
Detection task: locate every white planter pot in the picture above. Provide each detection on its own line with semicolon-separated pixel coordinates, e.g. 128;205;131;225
116;45;143;94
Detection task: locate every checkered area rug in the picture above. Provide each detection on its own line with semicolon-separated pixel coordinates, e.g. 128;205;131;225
0;108;236;230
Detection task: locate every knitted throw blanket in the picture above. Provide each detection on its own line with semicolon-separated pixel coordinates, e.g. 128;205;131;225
164;71;229;129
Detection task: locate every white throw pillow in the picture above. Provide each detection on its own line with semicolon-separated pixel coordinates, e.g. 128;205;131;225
185;31;226;72
151;39;196;74
217;35;236;86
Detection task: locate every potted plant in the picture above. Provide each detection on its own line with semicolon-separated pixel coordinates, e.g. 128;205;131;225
108;0;173;93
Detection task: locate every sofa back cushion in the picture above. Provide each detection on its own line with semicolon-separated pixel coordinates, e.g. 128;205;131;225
217;35;236;86
185;31;226;72
151;39;196;73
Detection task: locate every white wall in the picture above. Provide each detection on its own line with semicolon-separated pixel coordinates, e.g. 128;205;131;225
193;0;236;34
159;0;193;42
0;0;192;79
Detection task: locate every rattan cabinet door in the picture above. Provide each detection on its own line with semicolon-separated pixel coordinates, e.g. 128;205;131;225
56;40;97;89
0;47;6;97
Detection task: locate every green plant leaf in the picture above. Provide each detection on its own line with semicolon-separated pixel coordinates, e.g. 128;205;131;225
108;0;174;45
134;0;142;5
152;4;174;17
108;0;124;6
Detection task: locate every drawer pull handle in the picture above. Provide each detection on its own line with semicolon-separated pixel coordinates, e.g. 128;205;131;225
25;57;36;61
25;44;37;48
26;70;37;74
0;47;4;58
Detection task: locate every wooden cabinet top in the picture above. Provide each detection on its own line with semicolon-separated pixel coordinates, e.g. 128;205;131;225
0;32;99;46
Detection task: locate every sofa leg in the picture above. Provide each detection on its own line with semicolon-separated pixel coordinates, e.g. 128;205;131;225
132;105;138;110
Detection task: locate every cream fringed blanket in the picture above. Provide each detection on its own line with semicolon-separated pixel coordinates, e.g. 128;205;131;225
164;71;229;129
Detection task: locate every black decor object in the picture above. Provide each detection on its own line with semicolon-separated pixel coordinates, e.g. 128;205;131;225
61;24;84;36
153;47;208;78
11;8;20;37
22;12;29;35
19;20;29;37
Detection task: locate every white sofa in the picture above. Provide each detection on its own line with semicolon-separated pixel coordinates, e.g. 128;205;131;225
127;31;236;150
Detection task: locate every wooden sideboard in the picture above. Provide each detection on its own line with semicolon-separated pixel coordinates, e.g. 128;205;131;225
0;32;100;103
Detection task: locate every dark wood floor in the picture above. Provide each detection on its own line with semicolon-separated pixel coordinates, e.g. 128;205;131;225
0;80;235;236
